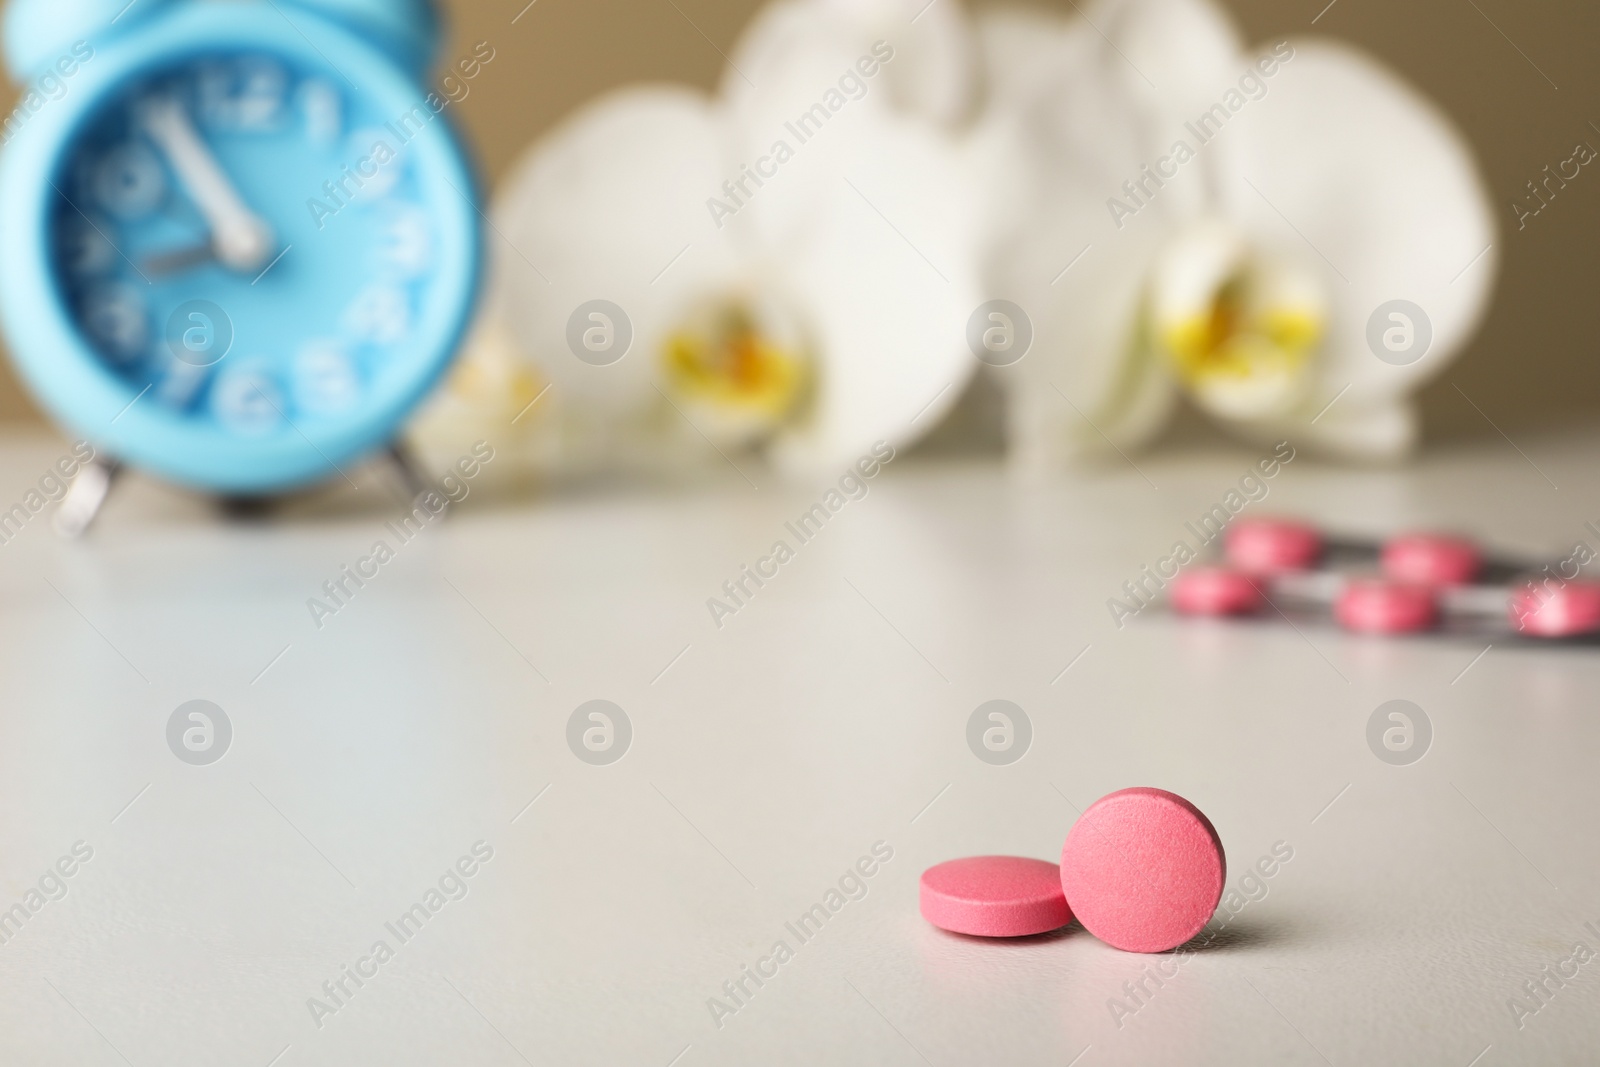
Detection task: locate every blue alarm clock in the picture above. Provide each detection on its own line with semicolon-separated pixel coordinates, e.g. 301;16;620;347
0;0;480;494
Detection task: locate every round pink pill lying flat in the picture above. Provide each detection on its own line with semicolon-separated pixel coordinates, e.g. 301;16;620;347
1510;580;1600;637
1060;788;1225;954
1382;534;1482;587
1225;518;1322;576
1171;566;1263;616
920;856;1072;937
1335;578;1437;633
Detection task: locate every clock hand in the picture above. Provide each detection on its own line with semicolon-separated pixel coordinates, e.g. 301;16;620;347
139;98;276;273
143;241;217;278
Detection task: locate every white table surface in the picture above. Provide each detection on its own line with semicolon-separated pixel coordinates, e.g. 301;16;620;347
0;427;1597;1067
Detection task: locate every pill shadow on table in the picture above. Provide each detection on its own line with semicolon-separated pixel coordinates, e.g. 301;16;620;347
1178;915;1288;955
924;916;1294;953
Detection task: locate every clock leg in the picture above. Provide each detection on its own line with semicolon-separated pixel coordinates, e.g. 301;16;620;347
53;459;121;538
388;441;447;516
218;495;277;521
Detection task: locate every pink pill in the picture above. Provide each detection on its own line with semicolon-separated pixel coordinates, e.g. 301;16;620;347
920;856;1073;938
1059;788;1225;953
1382;534;1482;587
1171;566;1263;616
1510;580;1600;637
1335;578;1437;633
1225;518;1322;575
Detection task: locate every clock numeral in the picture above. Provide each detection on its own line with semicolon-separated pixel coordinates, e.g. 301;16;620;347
82;284;149;362
153;356;211;410
294;342;360;415
299;79;342;147
59;216;116;277
237;59;288;128
346;129;404;201
212;365;284;434
345;284;411;346
382;205;431;277
197;58;287;131
93;143;166;221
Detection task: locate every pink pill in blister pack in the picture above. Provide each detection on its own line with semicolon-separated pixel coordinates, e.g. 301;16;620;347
1334;578;1438;634
1510;580;1600;637
1169;517;1600;641
1382;533;1482;587
1224;518;1322;576
1171;566;1263;617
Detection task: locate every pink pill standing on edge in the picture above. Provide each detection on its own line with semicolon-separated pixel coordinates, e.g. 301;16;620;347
1225;518;1323;576
1335;578;1437;633
920;856;1073;938
1510;580;1600;637
1382;534;1482;587
1059;788;1225;954
1171;566;1264;616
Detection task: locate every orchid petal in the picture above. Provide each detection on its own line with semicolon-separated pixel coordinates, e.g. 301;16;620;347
1239;397;1418;463
979;0;1495;464
760;124;984;474
724;0;976;129
975;10;1186;464
1214;40;1498;419
1089;0;1243;129
410;313;546;469
491;87;749;423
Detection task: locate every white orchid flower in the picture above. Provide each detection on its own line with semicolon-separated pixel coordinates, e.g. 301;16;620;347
413;0;985;482
977;0;1497;465
730;0;980;129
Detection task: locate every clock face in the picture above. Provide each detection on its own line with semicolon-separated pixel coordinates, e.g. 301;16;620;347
49;51;441;440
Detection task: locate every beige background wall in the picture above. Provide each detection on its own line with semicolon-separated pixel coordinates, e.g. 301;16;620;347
1;0;1594;444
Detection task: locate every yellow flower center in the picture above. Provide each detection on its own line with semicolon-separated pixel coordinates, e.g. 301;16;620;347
1160;274;1322;391
1146;221;1328;423
661;305;809;438
439;318;548;425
